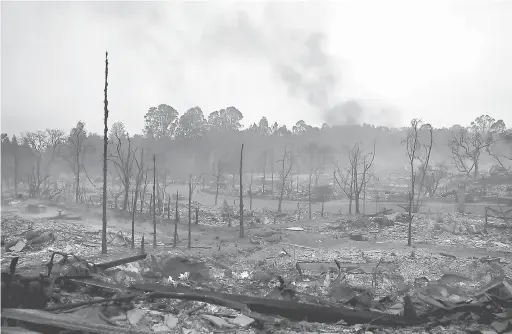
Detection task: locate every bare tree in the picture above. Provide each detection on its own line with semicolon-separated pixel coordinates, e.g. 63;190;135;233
349;142;376;214
269;149;275;198
212;158;225;205
173;190;179;247
449;115;503;179
22;131;47;195
12;136;19;196
102;51;109;254
277;144;293;212
261;150;267;194
140;171;150;213
403;119;433;246
108;131;137;211
188;174;203;248
249;170;254;210
414;126;433;210
23;129;65;196
300;143;325;219
61;121;91;202
333;162;354;214
425;163;447;198
239;144;244;237
152;154;157;248
131;149;144;249
487;127;511;173
448;128;483;178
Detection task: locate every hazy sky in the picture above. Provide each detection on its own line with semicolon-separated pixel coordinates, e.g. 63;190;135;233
2;0;512;135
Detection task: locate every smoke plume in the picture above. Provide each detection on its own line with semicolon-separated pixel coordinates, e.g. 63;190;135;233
200;3;362;125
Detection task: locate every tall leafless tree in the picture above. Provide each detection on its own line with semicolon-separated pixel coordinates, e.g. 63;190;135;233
131;149;144;248
108;131;137;211
349;142;376;214
403;119;433;246
333;162;354;214
448;115;504;179
212;158;225;205
102;51;109;254
173;190;179;247
261;150;267;194
187;174;203;248
152;154;157;248
239;144;244;237
277;144;293;212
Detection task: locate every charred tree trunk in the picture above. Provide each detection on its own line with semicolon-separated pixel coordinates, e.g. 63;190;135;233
215;180;220;206
131;190;137;249
262;151;267;194
271;171;274;199
122;183;129;211
75;157;80;202
249;171;253;211
131;149;143;249
239;144;244;238
167;195;171;220
188;175;192;249
308;172;312;220
13;145;18;197
152;155;156;248
101;51;109;254
173;191;179;248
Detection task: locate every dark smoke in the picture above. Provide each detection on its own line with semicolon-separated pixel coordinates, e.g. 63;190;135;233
200;4;361;125
325;100;363;125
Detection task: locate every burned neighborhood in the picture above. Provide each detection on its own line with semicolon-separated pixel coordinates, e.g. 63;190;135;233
1;1;512;334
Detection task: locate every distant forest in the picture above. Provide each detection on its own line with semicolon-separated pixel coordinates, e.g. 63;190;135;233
1;105;511;196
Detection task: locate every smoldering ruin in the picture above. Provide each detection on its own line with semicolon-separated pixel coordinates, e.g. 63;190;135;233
2;2;512;334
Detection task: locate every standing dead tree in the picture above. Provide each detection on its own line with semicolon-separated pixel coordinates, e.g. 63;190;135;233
425;163;447;199
152;154;157;248
131;149;144;249
448;128;486;178
448;115;503;179
62;121;91;203
139;171;150;213
188;174;203;248
261;150;268;194
173;190;179;247
212;158;225;205
249;170;254;211
108;132;137;211
239;144;244;237
23;129;65;196
414;126;433;210
487;129;512;173
102;51;109;254
402;119;433;246
277;144;293;212
333;162;354;214
300;143;326;219
22;131;47;196
349;142;376;214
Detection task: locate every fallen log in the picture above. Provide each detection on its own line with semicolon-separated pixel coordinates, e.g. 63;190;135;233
94;253;147;271
1;326;42;334
129;283;427;326
45;293;140;312
1;308;150;334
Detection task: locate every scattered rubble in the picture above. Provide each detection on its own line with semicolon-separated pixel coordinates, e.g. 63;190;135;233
1;204;512;333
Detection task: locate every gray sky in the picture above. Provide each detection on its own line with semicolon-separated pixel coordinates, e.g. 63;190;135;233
2;0;512;135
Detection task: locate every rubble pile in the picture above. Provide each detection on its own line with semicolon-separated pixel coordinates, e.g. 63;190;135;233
2;205;512;333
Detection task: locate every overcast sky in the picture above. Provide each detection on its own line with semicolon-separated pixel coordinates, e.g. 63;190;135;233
2;0;512;135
